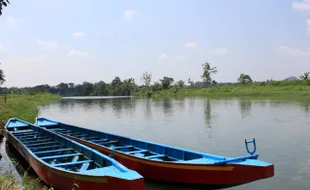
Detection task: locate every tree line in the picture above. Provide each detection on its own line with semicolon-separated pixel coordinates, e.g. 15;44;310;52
1;61;309;96
0;75;196;96
0;62;237;96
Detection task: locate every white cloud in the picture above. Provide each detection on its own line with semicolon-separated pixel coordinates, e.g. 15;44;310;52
292;0;310;11
124;10;135;20
68;49;89;57
6;16;21;27
278;45;310;56
0;45;7;54
184;42;197;49
176;55;187;60
158;53;168;60
37;39;60;49
73;32;84;38
212;48;233;56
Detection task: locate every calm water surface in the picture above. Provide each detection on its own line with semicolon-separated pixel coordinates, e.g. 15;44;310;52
2;96;310;190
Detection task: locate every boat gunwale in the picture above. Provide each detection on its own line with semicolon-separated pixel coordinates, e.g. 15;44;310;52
59;133;237;171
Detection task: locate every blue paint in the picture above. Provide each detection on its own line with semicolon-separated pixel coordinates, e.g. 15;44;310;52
214;155;259;165
245;138;257;155
4;118;144;180
36;117;274;167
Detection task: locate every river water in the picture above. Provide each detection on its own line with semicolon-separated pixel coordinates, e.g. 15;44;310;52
2;96;310;189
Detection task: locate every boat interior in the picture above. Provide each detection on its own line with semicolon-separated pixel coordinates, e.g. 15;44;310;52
36;119;223;164
6;120;121;173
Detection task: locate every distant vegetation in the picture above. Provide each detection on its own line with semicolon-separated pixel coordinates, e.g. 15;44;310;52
0;63;5;85
0;61;309;97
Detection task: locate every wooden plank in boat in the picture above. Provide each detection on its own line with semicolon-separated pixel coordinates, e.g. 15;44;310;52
41;153;83;160
52;160;93;167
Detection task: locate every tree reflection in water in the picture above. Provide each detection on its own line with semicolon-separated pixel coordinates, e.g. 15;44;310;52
163;98;173;118
111;99;123;118
144;98;152;119
239;99;252;119
300;101;310;113
204;99;213;139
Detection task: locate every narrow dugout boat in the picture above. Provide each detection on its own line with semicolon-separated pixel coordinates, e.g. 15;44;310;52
4;118;144;190
36;117;274;189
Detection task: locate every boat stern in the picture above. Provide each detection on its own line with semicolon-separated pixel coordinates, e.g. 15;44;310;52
236;159;274;181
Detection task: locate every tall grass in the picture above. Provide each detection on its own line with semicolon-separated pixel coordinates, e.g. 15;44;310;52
0;156;55;190
0;93;61;190
0;93;61;124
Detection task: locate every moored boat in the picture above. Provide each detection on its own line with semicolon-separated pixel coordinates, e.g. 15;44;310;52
4;118;144;190
36;117;274;189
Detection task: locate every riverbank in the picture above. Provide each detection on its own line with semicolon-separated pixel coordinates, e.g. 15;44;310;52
146;85;310;98
0;93;61;190
0;93;61;126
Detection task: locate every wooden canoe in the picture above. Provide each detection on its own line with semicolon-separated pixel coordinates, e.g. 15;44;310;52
4;118;144;190
36;117;274;189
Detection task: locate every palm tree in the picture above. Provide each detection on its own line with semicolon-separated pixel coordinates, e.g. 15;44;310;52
0;0;10;16
201;62;217;85
0;63;5;85
238;74;252;85
299;72;310;81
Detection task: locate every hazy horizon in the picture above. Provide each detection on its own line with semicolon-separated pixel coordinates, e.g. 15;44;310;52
0;0;309;87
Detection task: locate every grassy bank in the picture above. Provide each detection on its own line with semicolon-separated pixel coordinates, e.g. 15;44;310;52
0;93;61;126
136;84;310;98
0;93;61;190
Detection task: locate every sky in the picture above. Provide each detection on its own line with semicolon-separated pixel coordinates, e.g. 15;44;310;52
0;0;309;87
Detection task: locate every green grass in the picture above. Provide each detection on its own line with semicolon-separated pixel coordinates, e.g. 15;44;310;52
0;93;61;125
140;84;310;98
0;93;61;190
0;156;55;190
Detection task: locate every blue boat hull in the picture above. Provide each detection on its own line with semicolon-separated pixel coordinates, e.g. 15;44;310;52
36;117;274;187
4;118;145;190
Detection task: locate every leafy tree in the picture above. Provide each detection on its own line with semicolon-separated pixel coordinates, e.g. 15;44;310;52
201;62;217;86
141;71;152;88
81;82;94;96
0;63;5;85
94;81;110;96
238;74;252;85
300;72;310;81
176;80;185;88
0;0;10;16
56;83;69;95
212;80;217;86
68;83;75;89
111;77;122;88
111;77;123;95
160;77;174;89
151;81;163;91
33;85;51;93
74;84;83;96
122;78;136;96
188;78;194;88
